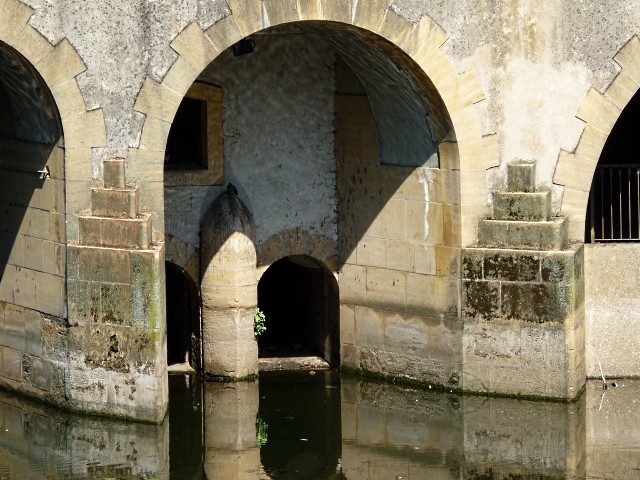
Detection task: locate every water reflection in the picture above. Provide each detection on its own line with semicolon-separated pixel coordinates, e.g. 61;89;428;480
0;373;639;479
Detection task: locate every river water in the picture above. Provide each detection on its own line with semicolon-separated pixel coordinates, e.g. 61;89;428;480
0;371;638;479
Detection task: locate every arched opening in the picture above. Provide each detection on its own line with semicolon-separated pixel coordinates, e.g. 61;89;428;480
583;86;640;378
165;261;202;370
258;256;339;365
162;18;462;385
585;89;640;242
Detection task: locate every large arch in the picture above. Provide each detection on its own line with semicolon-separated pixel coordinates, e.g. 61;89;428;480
130;1;495;246
0;0;107;241
137;1;495;386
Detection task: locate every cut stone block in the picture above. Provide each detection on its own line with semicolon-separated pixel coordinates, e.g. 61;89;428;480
103;158;125;188
507;162;536;193
493;191;551;221
478;217;567;250
91;187;140;218
78;214;152;249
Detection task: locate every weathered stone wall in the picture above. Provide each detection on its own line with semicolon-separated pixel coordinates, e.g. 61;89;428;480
462;163;585;399
585;244;640;378
164;31;337;260
1;0;640;418
336;94;462;387
65;159;168;422
0;131;66;404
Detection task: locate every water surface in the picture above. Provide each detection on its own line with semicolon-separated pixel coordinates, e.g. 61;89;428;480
0;372;638;479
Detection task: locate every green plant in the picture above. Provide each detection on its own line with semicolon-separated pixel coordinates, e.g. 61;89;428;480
254;308;266;336
256;416;268;446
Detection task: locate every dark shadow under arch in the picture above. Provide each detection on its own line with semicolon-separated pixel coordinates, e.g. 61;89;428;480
258;255;339;366
165;261;202;369
585;89;640;242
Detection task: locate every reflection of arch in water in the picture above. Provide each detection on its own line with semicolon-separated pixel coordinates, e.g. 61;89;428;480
257;371;342;479
165;261;202;369
258;255;339;366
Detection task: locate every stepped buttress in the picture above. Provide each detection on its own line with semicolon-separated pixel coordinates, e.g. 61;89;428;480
66;158;167;422
461;162;585;400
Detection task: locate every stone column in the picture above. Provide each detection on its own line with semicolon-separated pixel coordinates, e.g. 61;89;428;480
201;188;258;379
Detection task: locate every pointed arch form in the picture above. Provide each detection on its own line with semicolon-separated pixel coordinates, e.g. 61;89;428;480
131;0;495;245
0;0;107;239
554;35;640;242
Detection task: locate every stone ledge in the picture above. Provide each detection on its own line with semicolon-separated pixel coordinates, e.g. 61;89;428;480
78;214;152;249
492;191;551;221
478;217;567;250
91;188;139;219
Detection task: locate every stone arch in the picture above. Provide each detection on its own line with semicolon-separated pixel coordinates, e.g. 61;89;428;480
130;0;495;246
165;234;200;284
257;229;338;273
0;0;107;241
554;35;640;242
257;254;340;366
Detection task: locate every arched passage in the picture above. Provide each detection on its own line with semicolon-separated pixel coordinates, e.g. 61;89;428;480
582;86;640;378
552;36;640;379
165;261;201;369
258;255;339;365
150;5;488;386
0;39;69;399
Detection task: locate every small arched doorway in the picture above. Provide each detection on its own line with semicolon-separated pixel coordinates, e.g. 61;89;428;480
165;261;202;370
258;255;339;366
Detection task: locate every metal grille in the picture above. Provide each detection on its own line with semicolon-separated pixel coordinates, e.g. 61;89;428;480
586;164;640;242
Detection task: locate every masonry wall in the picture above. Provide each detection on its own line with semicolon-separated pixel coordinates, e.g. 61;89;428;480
2;0;640;417
336;94;462;387
164;32;338;273
0;139;67;404
585;244;640;378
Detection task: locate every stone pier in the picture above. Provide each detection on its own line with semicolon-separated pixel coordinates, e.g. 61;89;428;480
67;159;168;422
462;162;585;399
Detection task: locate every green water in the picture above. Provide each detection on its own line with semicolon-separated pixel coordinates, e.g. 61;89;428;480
0;372;639;479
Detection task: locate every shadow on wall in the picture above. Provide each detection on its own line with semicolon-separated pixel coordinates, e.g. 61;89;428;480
187;23;460;306
165;261;201;368
0;40;62;299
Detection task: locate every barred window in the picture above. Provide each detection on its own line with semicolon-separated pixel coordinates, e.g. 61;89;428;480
585;90;640;243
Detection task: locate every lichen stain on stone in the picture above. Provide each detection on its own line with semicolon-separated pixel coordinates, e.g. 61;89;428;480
85;330;130;373
102;310;120;324
463;281;499;321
